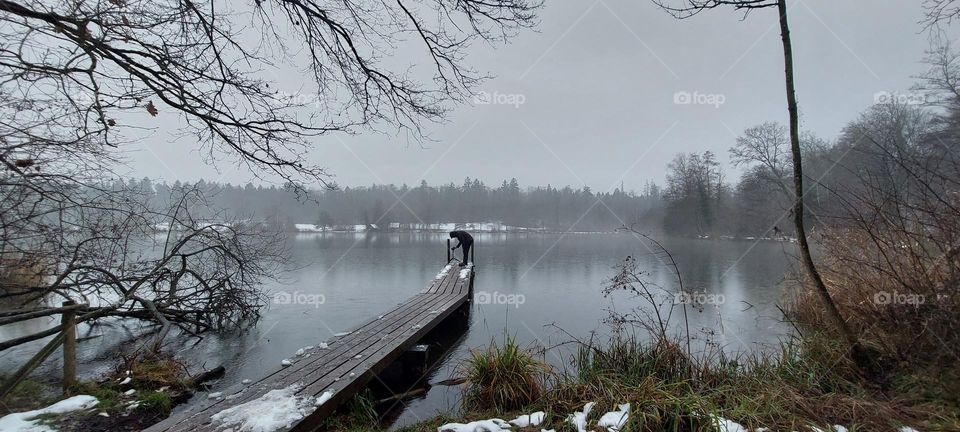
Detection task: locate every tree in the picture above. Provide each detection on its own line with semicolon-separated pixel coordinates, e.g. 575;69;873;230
0;0;539;189
652;0;861;358
663;151;725;235
730;122;792;198
0;0;540;353
923;0;960;27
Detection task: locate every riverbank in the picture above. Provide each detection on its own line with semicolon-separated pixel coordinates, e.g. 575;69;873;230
326;332;957;432
0;353;224;432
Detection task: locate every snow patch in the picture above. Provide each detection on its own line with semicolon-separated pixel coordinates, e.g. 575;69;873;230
0;395;99;432
281;359;292;366
567;402;595;432
315;390;335;406
210;384;313;432
597;403;630;431
509;411;545;427
435;264;453;280
711;414;748;432
437;418;512;432
294;224;325;233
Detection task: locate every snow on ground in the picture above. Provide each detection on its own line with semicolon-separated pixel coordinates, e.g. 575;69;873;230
210;384;314;432
810;426;850;432
597;403;630;431
0;395;99;432
458;266;472;279
437;418;512;432
508;411;545;427
711;415;748;432
566;402;595;432
293;223;325;233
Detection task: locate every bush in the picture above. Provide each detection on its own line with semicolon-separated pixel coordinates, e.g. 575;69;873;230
788;227;960;400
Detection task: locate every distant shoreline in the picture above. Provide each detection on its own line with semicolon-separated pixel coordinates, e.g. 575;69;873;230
151;221;798;241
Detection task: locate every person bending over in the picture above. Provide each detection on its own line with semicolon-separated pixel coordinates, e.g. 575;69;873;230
449;230;473;266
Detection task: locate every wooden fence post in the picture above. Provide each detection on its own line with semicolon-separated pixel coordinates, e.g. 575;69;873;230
61;301;77;393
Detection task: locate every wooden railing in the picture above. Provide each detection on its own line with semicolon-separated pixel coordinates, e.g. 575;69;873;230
0;301;85;398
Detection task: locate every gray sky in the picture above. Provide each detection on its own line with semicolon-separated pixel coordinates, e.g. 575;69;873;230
124;0;956;192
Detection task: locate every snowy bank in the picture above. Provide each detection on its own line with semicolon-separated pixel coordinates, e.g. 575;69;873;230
0;395;99;432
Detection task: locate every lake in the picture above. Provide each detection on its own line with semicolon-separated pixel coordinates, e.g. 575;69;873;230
0;232;796;428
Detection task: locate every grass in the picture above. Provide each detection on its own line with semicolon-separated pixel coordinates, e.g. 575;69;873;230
460;333;550;411
346;331;958;432
121;353;193;391
318;389;379;431
138;390;174;413
0;377;50;413
64;352;190;417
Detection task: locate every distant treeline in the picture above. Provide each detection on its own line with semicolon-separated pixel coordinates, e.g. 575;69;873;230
126;97;955;238
133;178;664;232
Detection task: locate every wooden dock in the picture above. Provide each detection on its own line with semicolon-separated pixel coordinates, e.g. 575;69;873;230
146;259;474;432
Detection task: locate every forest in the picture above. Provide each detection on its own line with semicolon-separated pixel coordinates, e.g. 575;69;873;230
133;81;953;239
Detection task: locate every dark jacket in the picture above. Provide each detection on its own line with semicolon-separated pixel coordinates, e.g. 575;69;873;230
449;230;473;245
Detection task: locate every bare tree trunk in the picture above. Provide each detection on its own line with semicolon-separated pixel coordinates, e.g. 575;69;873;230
776;0;859;350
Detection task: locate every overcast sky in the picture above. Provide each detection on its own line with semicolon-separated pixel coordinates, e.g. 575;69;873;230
124;0;957;192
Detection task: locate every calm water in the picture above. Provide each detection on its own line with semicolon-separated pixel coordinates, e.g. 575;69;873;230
0;233;796;427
